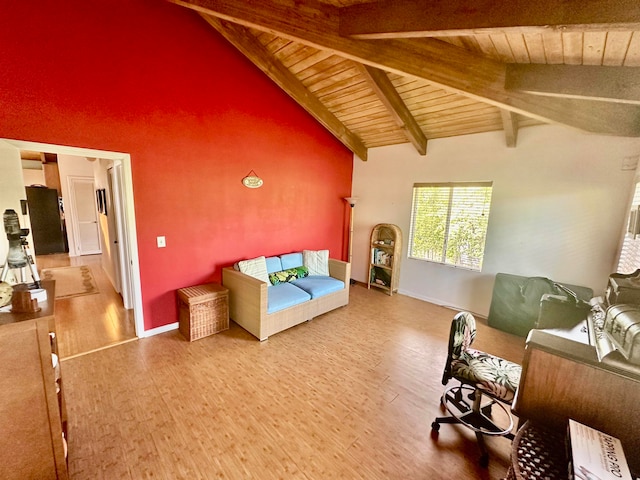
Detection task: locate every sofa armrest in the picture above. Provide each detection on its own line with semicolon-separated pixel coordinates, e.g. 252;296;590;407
328;259;350;285
222;267;268;339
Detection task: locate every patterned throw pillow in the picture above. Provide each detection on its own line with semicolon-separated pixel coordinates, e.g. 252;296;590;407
269;266;309;286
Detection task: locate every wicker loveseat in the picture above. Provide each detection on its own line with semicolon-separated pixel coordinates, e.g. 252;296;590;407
222;251;350;341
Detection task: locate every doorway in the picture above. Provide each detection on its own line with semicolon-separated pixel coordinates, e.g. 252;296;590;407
37;252;136;358
0;138;144;343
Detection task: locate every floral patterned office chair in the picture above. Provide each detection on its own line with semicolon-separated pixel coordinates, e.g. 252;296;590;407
431;311;522;467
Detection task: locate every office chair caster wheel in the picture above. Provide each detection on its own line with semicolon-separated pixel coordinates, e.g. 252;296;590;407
479;453;489;468
431;421;440;432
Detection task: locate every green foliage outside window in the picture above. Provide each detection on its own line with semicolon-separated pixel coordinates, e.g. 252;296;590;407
409;183;492;271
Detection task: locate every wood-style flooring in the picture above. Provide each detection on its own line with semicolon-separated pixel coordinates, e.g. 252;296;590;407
61;284;526;480
36;253;136;359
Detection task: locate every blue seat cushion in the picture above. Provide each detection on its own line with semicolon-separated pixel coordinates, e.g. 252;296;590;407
267;283;311;314
291;276;344;299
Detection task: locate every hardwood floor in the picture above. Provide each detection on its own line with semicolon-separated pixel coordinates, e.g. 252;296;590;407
36;253;136;359
61;285;526;480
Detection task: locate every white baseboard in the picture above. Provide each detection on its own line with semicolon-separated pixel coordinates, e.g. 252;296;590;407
397;288;486;319
141;322;179;338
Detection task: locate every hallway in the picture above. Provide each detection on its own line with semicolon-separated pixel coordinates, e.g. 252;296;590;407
37;253;136;359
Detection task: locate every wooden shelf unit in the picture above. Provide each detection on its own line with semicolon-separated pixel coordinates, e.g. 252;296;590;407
367;223;402;296
0;281;68;480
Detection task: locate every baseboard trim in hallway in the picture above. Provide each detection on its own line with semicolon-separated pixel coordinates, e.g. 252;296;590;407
60;337;138;362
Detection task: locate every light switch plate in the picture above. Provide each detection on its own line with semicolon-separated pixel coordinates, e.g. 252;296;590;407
157;236;166;248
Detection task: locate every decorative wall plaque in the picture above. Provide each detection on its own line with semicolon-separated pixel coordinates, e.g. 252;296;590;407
242;170;263;188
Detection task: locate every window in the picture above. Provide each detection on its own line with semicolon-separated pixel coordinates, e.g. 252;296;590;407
617;182;640;274
409;182;493;271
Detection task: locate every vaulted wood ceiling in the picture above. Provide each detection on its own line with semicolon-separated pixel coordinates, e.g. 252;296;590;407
169;0;640;160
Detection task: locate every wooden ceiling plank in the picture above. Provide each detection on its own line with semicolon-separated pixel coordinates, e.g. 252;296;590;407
317;82;371;102
261;35;293;55
357;64;427;155
583;32;607;65
473;35;500;59
500;109;519;147
506;64;640;104
626;32;640;66
505;34;531;63
338;105;400;122
490;34;517;63
169;0;640;136
523;33;547;63
542;31;564;64
562;32;584;65
603;31;633;66
296;56;353;80
199;15;367;160
414;103;500;120
330;95;386;112
427;115;505;130
338;0;640;38
313;76;368;98
304;65;362;92
289;50;335;75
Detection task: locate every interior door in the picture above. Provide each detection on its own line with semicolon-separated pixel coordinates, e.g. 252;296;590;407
106;167;122;294
109;164;134;309
69;177;101;255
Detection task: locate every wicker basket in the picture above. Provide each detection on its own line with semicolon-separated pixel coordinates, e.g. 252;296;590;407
177;283;229;341
507;421;568;480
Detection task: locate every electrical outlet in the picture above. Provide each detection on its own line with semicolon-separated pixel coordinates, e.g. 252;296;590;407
157;236;166;248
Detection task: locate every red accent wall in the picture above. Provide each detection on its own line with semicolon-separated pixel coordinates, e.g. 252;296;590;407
0;0;353;330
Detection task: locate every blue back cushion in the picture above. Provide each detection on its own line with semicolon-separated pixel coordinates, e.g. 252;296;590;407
265;256;283;274
280;252;303;270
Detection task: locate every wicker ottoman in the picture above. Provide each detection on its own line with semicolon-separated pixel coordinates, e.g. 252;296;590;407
177;283;229;341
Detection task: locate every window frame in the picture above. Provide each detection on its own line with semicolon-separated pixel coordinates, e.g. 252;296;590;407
408;181;493;271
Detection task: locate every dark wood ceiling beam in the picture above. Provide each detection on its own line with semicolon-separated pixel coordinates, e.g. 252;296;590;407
338;0;640;39
199;14;368;161
506;65;640;105
357;64;427;155
500;110;518;148
168;0;640;137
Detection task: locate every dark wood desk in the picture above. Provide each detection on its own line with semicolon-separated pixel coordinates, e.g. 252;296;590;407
512;324;640;474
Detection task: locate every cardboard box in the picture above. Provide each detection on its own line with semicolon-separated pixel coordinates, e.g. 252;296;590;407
568;419;632;480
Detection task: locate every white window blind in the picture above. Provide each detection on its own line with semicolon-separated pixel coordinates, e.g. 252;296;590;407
409;182;493;271
617;182;640;274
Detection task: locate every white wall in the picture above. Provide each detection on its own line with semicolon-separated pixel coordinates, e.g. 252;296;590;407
22;167;45;186
0;141;36;281
352;125;640;317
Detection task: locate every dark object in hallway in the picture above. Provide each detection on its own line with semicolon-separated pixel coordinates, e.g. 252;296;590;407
25;186;67;255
